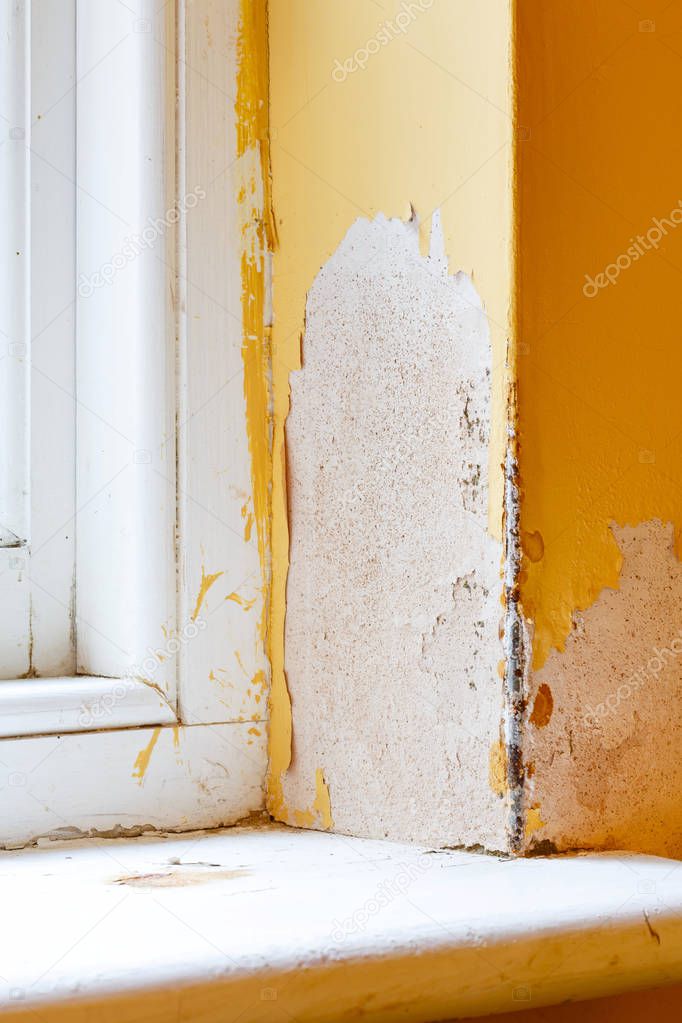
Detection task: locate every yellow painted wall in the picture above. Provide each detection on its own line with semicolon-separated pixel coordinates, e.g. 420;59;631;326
517;0;682;669
267;0;514;819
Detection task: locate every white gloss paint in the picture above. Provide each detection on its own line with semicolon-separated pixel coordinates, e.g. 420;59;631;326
0;0;30;549
178;0;268;727
0;675;175;738
0;725;265;849
1;825;681;1021
0;0;268;848
75;0;177;683
0;0;77;677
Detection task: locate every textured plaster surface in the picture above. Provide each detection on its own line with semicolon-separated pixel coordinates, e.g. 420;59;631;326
523;520;682;857
267;0;515;824
282;214;507;849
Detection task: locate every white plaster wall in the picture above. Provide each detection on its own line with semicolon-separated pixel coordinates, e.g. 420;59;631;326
523;520;682;857
282;214;507;849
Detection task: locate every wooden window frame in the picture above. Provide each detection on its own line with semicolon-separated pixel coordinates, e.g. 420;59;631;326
0;0;267;849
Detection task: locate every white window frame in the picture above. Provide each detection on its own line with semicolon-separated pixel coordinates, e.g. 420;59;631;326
0;0;268;849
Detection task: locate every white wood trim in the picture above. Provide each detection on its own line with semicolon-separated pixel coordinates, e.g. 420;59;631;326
75;0;177;686
0;0;77;677
0;676;175;739
0;722;265;849
0;0;31;547
2;829;682;1020
178;0;268;726
28;0;77;674
0;1;269;847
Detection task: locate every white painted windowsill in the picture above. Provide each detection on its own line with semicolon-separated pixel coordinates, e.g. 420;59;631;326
3;823;682;1023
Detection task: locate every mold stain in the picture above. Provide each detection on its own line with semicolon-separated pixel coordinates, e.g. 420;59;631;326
132;727;162;784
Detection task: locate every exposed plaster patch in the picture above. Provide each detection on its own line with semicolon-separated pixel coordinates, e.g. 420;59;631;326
267;3;514;833
523;520;682;856
277;213;506;848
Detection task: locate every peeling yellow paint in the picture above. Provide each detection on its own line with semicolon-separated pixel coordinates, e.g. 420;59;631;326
172;725;180;751
235;0;274;653
525;804;545;839
252;668;267;691
312;768;334;831
291;768;334;831
248;726;261;736
516;1;682;668
225;592;257;611
244;513;255;542
489;739;508;798
191;567;224;622
267;1;514;825
240;499;255;543
132;727;162;784
529;683;553;729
